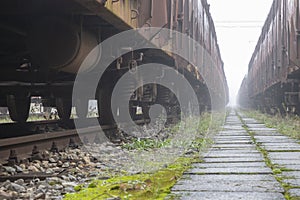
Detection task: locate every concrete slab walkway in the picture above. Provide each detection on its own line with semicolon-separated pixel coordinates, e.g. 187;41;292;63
169;110;300;199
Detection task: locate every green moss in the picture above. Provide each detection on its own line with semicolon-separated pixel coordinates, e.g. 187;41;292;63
272;168;282;174
237;111;295;200
64;157;196;200
290;197;300;200
74;185;83;192
64;112;226;200
88;182;97;188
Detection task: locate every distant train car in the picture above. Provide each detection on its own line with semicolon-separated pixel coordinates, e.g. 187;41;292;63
0;0;228;124
239;0;300;114
237;76;250;109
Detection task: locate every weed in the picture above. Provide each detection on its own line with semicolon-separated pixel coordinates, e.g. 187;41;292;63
244;110;300;139
237;110;294;199
64;112;226;200
64;157;195;200
122;138;171;151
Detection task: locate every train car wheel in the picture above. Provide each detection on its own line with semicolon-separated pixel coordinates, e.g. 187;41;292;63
56;98;72;121
6;95;30;123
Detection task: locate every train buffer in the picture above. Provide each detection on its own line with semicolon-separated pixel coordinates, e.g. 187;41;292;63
169;110;300;199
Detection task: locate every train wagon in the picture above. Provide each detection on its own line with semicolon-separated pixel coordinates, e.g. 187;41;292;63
237;76;250;109
238;0;300;114
0;0;228;125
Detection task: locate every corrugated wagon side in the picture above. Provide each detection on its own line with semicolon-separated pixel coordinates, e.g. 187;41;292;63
0;0;228;125
241;0;300;114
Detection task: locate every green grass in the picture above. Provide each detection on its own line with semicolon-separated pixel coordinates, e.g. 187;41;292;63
243;110;300;139
64;111;226;200
237;111;294;199
64;157;197;200
122;112;224;152
122;138;171;151
238;110;300;199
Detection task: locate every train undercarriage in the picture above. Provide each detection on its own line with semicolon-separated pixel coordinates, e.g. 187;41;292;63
249;72;300;115
0;0;214;125
239;0;300;116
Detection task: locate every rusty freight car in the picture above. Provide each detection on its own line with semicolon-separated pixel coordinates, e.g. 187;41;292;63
0;0;228;125
238;0;300;114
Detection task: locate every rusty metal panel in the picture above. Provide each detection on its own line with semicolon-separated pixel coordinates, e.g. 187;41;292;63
150;0;168;28
203;10;210;52
298;0;300;62
248;0;287;96
105;0;131;26
101;0;227;104
104;0;142;28
198;0;204;45
137;0;152;27
287;0;300;72
183;0;191;34
247;0;300;105
177;0;184;32
281;0;289;80
103;0;171;29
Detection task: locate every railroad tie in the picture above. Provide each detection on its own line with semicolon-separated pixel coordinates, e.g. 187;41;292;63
169;110;286;200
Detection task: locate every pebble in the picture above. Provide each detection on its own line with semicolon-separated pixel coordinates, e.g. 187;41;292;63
39;166;45;172
2;180;11;188
0;140;157;199
88;171;99;177
64;187;75;193
9;183;26;192
47;177;62;185
34;192;45;199
41;161;49;166
3;166;16;174
83;156;91;164
52;184;64;190
19;193;29;198
14;179;24;185
62;182;77;188
19;164;26;170
57;160;63;167
28;165;39;172
14;165;23;173
0;172;9;176
33;162;41;169
0;190;12;199
61;175;69;181
62;162;70;168
45;168;54;174
52;167;63;173
68;174;77;181
38;184;47;191
33;160;41;165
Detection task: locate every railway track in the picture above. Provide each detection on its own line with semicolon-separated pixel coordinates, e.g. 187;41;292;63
0;120;64;139
0;126;109;185
0;117;155;165
0;120;92;183
0;118;158;191
0;122;120;199
0;125;117;165
0;117;110;139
